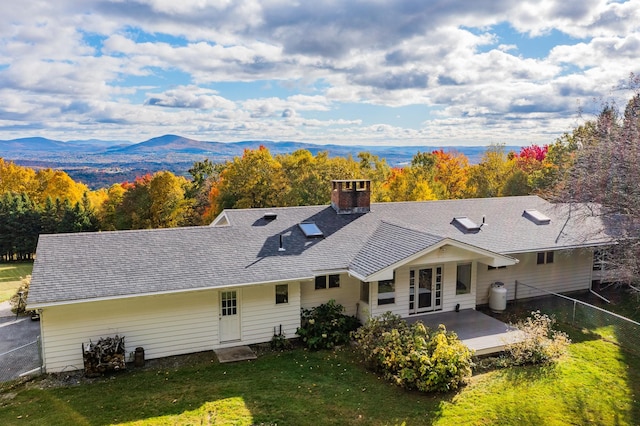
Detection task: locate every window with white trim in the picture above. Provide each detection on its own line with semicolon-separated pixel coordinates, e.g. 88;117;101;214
537;251;554;265
456;263;472;295
360;281;369;303
315;274;340;290
377;276;395;305
275;284;288;304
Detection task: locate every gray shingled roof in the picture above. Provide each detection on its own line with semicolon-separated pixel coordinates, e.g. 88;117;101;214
350;221;444;278
28;195;614;307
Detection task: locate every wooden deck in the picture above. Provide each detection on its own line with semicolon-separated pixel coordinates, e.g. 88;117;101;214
406;309;524;355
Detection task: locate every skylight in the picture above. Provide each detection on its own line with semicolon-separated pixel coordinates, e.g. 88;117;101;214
299;222;324;238
452;217;481;232
523;209;551;225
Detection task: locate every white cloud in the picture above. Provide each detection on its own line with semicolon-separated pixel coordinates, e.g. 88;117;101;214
0;0;639;146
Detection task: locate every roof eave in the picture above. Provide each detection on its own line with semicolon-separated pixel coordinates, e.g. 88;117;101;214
27;275;311;309
502;241;617;255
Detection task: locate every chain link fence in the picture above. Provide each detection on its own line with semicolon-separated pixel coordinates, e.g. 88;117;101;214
513;281;640;354
0;337;42;382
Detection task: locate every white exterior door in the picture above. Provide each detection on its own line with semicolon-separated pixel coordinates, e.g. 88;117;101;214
219;290;240;342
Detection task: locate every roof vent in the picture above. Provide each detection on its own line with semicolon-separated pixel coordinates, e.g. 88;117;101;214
298;222;324;238
523;209;551;225
452;217;481;233
263;212;277;221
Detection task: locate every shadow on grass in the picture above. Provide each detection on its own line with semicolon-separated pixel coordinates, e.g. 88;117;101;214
512;290;640;423
616;327;640;424
3;348;454;426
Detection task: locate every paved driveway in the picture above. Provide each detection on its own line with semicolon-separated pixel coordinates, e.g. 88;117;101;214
0;302;42;382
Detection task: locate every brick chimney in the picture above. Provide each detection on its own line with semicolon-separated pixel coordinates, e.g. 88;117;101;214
330;180;371;214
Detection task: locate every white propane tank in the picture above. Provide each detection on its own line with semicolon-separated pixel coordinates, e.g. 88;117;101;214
489;282;507;313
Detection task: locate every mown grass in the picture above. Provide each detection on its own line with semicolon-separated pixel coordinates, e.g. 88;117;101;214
0;262;33;303
1;332;639;426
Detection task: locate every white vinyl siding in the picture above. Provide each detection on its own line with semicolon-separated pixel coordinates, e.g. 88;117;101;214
40;282;302;373
476;249;592;304
238;282;300;346
300;273;360;316
40;290;217;373
369;261;477;319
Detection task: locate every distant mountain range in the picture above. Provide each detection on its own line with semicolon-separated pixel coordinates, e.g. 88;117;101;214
0;135;521;189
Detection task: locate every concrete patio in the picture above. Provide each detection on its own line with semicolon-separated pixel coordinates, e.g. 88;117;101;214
407;309;524;355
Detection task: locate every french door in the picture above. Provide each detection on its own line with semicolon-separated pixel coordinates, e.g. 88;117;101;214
409;266;442;314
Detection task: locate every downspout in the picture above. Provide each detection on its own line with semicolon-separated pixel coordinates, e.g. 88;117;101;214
37;308;45;373
589;289;610;304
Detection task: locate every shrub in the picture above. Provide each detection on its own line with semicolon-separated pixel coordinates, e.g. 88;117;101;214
296;299;360;350
9;275;31;315
506;310;571;365
353;313;473;392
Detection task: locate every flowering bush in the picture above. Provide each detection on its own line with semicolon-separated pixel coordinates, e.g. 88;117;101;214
296;299;360;350
506;310;570;365
352;312;473;392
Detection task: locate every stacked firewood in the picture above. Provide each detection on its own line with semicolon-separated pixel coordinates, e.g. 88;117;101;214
82;335;126;377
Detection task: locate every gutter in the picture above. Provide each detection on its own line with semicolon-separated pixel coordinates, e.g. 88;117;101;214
27;275;312;309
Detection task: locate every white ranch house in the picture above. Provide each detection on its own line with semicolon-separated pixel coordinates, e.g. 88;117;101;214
28;180;614;372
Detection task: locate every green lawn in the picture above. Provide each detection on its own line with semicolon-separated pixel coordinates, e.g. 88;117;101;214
0;262;33;302
1;330;639;426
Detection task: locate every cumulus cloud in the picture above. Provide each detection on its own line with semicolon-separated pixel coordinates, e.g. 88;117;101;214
144;86;236;110
0;0;639;145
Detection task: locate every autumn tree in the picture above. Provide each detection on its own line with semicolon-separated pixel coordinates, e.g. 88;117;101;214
384;167;438;202
279;150;328;206
98;183;127;230
410;151;446;199
33;168;89;206
209;146;289;215
148;171;189;228
528;137;579;196
182;159;221;226
358;152;391;202
432;150;469;199
559;89;640;285
0;158;36;198
117;175;153;229
466;144;516;198
500;145;547;196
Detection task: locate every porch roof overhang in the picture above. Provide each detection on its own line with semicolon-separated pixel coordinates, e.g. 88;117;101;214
351;238;519;282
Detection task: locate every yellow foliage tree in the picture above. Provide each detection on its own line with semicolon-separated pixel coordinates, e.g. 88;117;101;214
148;171;188;228
385;168;437;202
210;146;289;214
33;168;89;206
0;158;37;198
432;150;469;199
465;144;516;198
97;183;126;230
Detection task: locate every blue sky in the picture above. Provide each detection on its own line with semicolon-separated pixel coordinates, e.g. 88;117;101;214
0;0;639;146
